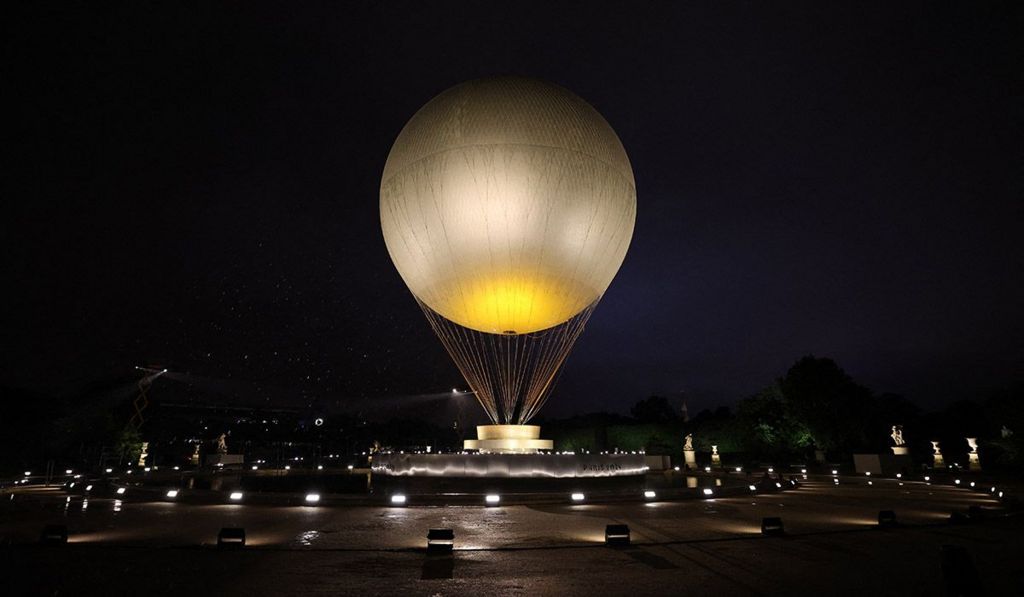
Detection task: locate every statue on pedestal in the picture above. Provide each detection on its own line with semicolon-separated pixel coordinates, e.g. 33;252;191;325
931;440;944;467
216;433;228;455
138;441;149;467
710;444;721;467
890;425;909;455
966;437;981;471
682;433;697;470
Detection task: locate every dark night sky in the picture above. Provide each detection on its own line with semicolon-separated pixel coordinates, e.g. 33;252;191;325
4;2;1022;418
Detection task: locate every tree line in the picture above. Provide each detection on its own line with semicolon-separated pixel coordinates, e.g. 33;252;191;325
544;355;1023;470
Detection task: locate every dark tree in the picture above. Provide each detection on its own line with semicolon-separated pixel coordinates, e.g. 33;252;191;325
736;384;813;460
779;356;874;454
630;395;678;423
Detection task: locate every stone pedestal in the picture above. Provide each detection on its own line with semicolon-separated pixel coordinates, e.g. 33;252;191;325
711;453;721;467
933;453;945;468
463;425;553;453
968;452;981;471
204;454;244;467
814;449;826;463
683;449;697;470
854;453;912;476
891;446;909;456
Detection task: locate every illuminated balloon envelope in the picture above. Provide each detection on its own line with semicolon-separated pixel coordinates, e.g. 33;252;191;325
380;77;636;424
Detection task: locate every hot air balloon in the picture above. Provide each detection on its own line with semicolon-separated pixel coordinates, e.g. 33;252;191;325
381;77;635;451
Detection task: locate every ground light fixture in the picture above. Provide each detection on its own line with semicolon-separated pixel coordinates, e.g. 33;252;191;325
485;494;500;505
571;493;585;502
105;468;112;473
40;524;69;545
605;524;630;546
702;488;714;497
704;466;711;473
832;469;838;475
229;491;243;501
878;510;897;527
735;467;742;472
775;482;782;488
166;490;178;498
749;485;757;491
305;493;321;504
217;527;246;548
427;528;454;553
924;476;931;482
116;487;126;495
949;510;970;524
761;517;785;535
644;490;657;499
347;465;354;471
85;485;92;492
391;494;407;505
955;479;961;485
673;466;680;471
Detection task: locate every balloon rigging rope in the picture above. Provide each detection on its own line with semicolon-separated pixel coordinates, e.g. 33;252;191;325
416;298;597;425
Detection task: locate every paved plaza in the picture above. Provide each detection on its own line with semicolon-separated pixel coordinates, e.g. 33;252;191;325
2;478;1020;595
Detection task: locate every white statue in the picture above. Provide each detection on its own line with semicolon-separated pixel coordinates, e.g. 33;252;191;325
966;437;978;453
683;434;694;451
216;433;228;455
138;441;149;467
1002;425;1013;439
931;440;941;455
890;425;905;447
711;445;719;456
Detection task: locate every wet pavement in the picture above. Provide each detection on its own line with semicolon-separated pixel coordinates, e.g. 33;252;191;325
2;478;1021;595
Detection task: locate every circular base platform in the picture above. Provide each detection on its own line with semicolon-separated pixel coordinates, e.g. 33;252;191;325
463;424;554;452
372;452;647;478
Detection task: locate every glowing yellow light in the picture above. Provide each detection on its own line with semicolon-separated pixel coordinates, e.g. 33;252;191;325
428;271;596;334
